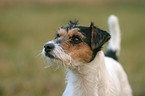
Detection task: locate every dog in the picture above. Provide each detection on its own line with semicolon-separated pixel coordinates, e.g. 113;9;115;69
42;15;132;96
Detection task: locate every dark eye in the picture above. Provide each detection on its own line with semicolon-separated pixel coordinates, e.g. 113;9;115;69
71;35;82;44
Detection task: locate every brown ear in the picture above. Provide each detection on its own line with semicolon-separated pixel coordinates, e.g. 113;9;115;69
90;22;111;50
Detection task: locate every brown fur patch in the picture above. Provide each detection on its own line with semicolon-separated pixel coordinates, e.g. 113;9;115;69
62;42;93;63
68;28;85;39
57;28;85;39
57;28;67;37
57;28;92;62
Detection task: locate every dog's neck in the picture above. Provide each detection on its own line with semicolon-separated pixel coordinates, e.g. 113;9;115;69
63;51;113;96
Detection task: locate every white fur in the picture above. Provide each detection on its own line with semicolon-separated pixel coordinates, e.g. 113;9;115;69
63;51;132;96
42;41;87;69
42;15;132;96
107;15;121;56
62;15;132;96
42;40;73;68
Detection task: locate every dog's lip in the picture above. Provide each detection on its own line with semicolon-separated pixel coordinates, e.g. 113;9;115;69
45;52;55;59
45;52;60;60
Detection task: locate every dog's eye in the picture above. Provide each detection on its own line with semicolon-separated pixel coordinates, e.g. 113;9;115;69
71;35;82;44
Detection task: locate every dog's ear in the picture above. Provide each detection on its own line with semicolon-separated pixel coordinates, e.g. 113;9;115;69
90;22;111;50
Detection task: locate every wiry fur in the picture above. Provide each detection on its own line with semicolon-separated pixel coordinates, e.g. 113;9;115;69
42;15;132;96
63;51;132;96
42;41;85;69
63;51;116;96
42;41;73;68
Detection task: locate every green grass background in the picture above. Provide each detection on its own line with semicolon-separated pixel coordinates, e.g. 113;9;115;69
0;1;145;96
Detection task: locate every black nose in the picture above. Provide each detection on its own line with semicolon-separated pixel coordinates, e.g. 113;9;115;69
44;43;55;52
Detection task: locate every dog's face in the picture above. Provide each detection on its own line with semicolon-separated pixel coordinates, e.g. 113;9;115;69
42;21;110;68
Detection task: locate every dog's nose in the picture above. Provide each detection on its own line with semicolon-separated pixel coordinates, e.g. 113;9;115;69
44;43;55;52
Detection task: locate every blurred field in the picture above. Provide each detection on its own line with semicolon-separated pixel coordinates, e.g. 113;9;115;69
0;1;145;96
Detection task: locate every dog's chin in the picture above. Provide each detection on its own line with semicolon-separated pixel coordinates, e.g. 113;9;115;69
41;48;84;69
43;54;84;69
42;53;72;68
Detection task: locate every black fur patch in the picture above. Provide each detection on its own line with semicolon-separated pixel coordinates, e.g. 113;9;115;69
89;46;102;62
105;50;118;61
59;21;111;62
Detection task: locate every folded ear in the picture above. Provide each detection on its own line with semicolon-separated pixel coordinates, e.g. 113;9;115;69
90;22;111;50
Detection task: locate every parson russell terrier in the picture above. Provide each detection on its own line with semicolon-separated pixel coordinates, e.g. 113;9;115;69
42;15;132;96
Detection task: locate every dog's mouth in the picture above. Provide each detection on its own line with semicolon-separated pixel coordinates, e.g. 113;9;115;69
45;52;61;61
45;52;55;59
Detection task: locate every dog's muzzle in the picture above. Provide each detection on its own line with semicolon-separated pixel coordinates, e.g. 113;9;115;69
44;43;55;58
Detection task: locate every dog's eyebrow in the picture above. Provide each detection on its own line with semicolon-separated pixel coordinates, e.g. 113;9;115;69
57;28;67;37
68;28;85;39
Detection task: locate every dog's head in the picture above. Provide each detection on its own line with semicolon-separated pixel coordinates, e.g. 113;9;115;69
42;21;110;68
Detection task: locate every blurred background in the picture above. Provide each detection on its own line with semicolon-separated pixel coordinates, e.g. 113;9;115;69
0;0;145;96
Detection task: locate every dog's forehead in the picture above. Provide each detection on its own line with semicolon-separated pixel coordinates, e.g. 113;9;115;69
56;24;92;37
